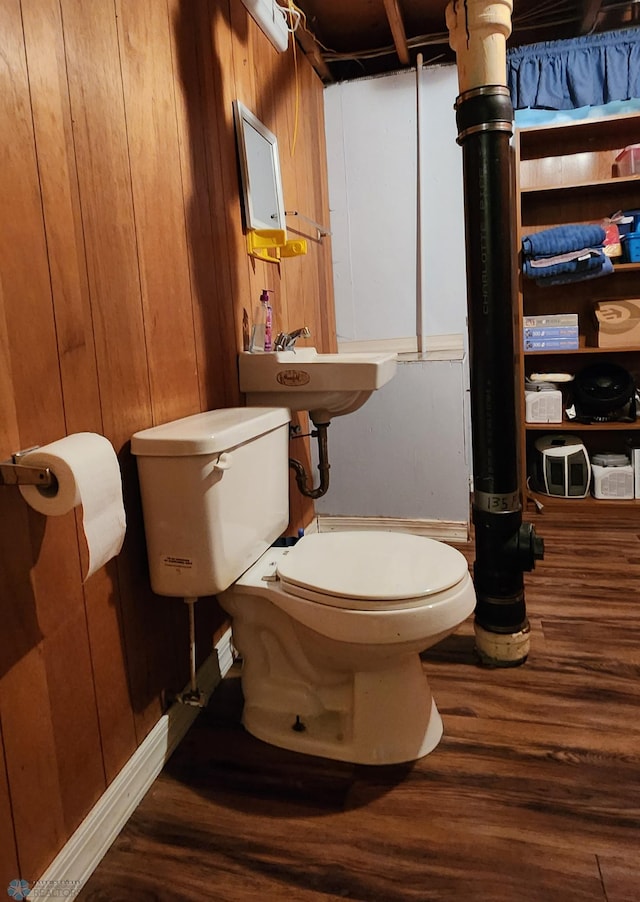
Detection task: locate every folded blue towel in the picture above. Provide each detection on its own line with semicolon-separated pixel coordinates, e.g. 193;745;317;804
535;253;613;286
522;224;606;257
523;248;606;280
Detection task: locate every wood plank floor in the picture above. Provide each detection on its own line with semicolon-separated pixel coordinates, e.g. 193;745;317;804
79;511;640;902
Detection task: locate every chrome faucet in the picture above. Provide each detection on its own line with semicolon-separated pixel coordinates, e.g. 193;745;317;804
274;326;311;351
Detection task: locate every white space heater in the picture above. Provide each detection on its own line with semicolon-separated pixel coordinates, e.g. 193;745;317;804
591;453;635;500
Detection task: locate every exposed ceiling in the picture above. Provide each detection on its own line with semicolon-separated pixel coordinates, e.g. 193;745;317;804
291;0;640;82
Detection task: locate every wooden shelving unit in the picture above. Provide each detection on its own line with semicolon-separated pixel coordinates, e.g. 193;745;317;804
514;112;640;513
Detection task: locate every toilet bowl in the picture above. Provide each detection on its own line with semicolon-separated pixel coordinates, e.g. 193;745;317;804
220;531;475;765
131;407;475;766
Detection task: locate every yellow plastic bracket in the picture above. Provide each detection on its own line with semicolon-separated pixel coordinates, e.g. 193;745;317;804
246;229;307;263
280;238;308;257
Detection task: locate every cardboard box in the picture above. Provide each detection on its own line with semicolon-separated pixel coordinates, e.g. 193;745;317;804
594;299;640;348
523;314;578;328
524;337;579;351
523;327;579;339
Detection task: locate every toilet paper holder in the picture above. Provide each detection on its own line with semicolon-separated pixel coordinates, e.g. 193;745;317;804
0;447;55;488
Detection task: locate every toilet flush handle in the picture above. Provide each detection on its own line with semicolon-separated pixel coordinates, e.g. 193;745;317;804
213;453;232;470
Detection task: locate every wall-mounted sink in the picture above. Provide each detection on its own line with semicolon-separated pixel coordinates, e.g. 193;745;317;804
238;347;397;423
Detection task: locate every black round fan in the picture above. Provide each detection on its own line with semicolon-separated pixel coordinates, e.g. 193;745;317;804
573;362;636;422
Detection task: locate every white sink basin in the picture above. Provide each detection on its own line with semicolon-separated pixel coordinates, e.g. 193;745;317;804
238;347;397;423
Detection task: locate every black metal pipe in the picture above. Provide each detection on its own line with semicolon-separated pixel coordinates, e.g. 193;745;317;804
289;422;331;499
455;86;543;657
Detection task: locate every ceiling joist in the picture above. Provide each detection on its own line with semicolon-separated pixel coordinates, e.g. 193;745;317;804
291;1;632;82
382;0;410;64
579;0;604;32
294;21;333;82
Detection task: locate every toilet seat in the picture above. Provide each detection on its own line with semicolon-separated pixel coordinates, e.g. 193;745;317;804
276;531;470;611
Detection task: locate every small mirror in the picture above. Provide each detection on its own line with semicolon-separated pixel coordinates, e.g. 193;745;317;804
233;100;285;232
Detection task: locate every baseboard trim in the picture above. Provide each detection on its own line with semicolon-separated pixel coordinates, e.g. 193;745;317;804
28;627;235;902
316;515;469;543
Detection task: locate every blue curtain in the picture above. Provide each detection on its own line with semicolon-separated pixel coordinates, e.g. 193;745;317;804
508;28;640;110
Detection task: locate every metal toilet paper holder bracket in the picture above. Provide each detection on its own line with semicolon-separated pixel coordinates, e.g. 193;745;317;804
0;447;55;488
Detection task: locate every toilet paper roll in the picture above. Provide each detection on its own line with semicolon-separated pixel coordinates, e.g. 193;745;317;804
19;433;127;580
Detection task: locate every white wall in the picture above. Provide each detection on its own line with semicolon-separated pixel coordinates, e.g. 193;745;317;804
323;65;468;344
323;72;418;341
418;65;467;337
316;359;470;524
317;64;472;525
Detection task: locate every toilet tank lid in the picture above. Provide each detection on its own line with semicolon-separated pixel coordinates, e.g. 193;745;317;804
131;407;290;456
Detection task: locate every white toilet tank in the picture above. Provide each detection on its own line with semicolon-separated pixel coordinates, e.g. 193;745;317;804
131;407;291;597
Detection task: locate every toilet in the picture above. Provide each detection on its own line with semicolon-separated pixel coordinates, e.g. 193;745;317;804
131;407;476;765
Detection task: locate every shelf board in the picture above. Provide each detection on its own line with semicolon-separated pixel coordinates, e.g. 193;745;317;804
525;491;640;511
517;112;640;161
525;421;640;432
524;344;640;356
521;173;640;196
523;263;640;272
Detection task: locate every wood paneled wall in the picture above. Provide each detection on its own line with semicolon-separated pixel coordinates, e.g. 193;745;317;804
0;0;335;885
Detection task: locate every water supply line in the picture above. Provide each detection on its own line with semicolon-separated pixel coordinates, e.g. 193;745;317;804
289;421;331;498
446;0;543;666
180;596;205;707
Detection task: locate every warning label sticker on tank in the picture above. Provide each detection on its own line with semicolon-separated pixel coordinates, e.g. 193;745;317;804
163;555;193;569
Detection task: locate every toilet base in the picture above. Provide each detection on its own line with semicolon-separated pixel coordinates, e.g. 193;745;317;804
241;654;444;765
